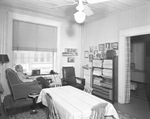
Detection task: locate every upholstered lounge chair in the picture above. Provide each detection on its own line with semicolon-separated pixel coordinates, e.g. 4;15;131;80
3;68;42;115
5;68;42;100
62;66;85;90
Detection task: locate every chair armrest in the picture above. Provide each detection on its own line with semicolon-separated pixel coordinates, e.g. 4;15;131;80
104;115;116;119
75;77;85;86
11;81;42;100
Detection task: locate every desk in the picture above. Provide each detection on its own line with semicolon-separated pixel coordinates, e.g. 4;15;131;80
37;86;119;119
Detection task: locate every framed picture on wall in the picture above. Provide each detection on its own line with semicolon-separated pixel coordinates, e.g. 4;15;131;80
62;48;78;56
84;51;89;58
67;57;75;63
98;44;104;51
89;54;93;62
111;42;118;50
105;43;111;51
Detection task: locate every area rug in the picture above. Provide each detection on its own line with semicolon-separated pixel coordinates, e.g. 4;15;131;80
9;109;139;119
9;108;48;119
117;110;139;119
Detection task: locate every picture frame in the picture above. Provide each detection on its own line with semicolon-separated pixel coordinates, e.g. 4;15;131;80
89;54;93;62
111;42;118;50
67;57;75;63
105;43;110;51
98;44;104;51
62;48;78;56
84;51;89;58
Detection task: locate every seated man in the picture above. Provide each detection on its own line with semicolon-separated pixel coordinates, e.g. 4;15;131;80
15;65;50;88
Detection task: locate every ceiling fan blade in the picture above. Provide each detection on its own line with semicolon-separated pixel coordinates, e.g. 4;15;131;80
84;5;94;16
86;0;110;4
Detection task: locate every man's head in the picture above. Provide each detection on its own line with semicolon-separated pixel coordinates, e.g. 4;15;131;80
15;65;23;72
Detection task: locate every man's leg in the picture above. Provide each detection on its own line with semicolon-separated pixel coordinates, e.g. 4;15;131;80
36;77;50;88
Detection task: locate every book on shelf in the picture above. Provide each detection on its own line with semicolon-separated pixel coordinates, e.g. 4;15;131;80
93;91;110;100
103;60;112;68
101;82;112;89
103;69;112;77
93;68;102;76
93;88;113;100
93;60;103;67
93;77;103;86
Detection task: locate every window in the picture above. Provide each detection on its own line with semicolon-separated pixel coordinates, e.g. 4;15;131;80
47;52;51;62
20;53;25;63
13;50;56;75
34;52;38;62
40;52;44;62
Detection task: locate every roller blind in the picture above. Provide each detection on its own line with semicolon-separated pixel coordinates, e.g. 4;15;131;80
13;20;57;52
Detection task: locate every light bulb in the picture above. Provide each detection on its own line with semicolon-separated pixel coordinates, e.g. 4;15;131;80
74;11;86;23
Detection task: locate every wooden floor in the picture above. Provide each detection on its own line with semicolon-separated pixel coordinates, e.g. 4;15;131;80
114;96;150;119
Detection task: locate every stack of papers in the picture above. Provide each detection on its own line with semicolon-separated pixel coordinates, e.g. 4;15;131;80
93;77;103;86
93;68;102;76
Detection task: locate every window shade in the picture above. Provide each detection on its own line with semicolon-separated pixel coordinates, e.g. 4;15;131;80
13;20;57;52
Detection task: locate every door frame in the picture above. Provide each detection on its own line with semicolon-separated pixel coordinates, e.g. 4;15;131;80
118;25;150;103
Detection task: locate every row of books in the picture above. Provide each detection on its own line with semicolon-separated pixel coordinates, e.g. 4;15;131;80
93;77;112;89
93;59;113;68
92;88;112;100
93;68;112;77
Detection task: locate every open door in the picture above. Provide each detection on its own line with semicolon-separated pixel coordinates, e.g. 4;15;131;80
145;40;150;109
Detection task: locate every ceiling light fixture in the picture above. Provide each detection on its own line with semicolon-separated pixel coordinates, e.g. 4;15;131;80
74;0;86;24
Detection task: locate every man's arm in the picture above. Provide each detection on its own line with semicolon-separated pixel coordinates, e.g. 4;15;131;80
17;72;34;82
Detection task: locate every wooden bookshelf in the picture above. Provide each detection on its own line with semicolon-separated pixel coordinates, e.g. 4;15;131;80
91;57;118;103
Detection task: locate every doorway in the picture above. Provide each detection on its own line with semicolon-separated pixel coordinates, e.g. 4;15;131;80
118;25;150;104
130;35;150;101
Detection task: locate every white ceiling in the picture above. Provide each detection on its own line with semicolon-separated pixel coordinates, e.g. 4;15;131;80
0;0;150;22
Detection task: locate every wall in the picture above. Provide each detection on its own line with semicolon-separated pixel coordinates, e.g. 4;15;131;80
0;6;82;100
131;38;145;71
82;3;150;103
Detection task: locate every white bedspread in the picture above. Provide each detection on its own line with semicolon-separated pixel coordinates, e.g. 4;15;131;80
37;86;119;119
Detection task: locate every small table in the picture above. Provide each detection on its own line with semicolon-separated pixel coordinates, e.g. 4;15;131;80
28;93;39;114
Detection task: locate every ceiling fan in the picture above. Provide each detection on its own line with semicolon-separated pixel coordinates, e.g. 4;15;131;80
67;0;111;23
